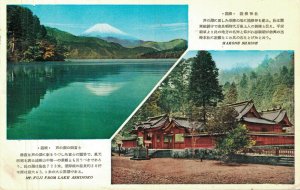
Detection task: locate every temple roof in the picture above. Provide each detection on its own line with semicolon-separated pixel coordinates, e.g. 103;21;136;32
172;117;204;130
260;108;293;126
134;115;204;131
228;100;293;126
228;99;259;120
260;109;285;122
242;117;275;125
134;114;169;130
132;101;293;131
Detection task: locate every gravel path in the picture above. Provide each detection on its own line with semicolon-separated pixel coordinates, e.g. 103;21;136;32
112;156;294;184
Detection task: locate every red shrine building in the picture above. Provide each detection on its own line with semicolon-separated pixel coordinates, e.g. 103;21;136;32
122;100;294;149
123;115;214;149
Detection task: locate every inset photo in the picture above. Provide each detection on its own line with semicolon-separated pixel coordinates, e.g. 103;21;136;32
112;50;294;184
6;5;188;139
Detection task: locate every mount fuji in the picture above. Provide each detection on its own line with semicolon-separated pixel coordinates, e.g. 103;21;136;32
81;23;143;47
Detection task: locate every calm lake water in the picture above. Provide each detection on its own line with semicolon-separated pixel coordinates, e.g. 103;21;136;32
7;59;174;139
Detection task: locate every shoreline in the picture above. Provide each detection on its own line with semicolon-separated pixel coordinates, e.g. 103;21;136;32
7;58;178;64
7;58;178;65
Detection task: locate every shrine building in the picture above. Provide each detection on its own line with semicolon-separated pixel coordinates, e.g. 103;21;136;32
122;100;294;149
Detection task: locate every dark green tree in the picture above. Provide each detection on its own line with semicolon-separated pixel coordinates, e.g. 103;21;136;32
240;73;248;88
189;51;223;123
238;73;249;101
223;81;231;91
7;5;66;62
138;90;162;120
224;82;238;104
215;124;254;162
250;71;257;81
159;59;190;116
206;106;254;162
279;66;294;87
207;106;238;134
288;66;294;87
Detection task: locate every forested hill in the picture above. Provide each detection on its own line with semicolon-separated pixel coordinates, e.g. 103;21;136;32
7;5;66;62
46;27;187;59
219;51;294;84
141;39;187;51
221;51;294;123
45;27;156;59
7;5;187;62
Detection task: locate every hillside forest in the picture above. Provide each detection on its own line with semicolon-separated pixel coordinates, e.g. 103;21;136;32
119;51;294;137
7;5;66;62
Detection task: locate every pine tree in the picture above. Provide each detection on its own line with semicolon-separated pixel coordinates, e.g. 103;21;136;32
250;71;257;81
223;81;231;92
240;73;248;88
7;5;66;62
224;82;238;104
159;59;190;116
238;73;249;101
189;51;223;123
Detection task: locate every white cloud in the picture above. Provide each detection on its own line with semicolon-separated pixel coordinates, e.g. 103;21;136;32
44;22;87;29
149;22;187;30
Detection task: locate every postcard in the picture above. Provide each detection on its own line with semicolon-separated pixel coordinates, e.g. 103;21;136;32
0;0;299;190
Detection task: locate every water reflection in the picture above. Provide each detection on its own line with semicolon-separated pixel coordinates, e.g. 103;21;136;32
85;82;124;96
7;63;120;126
7;60;174;139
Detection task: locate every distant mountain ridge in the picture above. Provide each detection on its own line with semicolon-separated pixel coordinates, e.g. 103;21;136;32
81;23;187;50
46;27;187;59
141;39;187;51
219;51;294;124
219;51;294;84
46;27;155;59
256;51;294;74
99;36;143;47
81;23;143;47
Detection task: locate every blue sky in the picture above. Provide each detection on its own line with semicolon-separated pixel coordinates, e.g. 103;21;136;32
184;50;286;70
22;5;188;42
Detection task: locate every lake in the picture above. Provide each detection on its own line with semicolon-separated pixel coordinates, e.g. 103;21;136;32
7;59;174;139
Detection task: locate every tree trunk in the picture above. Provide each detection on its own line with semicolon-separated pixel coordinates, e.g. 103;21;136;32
202;98;206;124
12;32;15;53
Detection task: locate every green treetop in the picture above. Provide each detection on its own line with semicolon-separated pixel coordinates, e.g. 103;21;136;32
189;51;224;123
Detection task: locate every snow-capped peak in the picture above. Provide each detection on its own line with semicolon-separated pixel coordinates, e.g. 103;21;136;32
83;23;127;36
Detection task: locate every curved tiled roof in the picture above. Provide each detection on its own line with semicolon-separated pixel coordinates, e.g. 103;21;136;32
228;100;293;126
172;118;204;129
260;109;293;126
260;109;285;122
134;114;169;130
133;100;293;131
242;117;275;125
134;115;204;131
228;100;260;120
